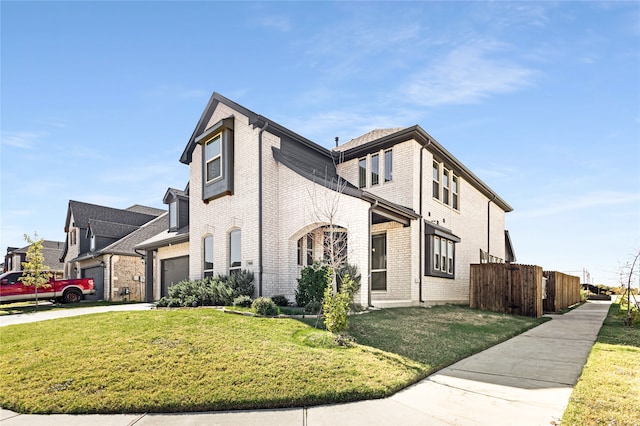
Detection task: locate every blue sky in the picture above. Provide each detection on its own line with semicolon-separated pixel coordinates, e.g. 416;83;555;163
1;1;638;287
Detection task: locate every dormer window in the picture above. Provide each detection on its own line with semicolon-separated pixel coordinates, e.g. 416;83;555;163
90;233;96;252
169;201;178;230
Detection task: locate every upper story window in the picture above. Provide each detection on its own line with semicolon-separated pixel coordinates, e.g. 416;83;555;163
358;158;366;188
205;134;222;182
90;234;96;252
229;229;241;275
432;161;440;199
70;229;77;246
203;235;213;278
197;117;234;202
442;169;450;205
371;154;380;186
384;149;392;182
452;175;459;210
169;201;178;229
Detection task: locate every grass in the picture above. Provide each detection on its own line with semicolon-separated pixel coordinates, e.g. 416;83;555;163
562;303;640;425
0;305;546;414
346;305;548;373
0;300;141;316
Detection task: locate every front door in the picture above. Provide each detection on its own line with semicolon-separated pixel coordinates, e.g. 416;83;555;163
371;233;387;291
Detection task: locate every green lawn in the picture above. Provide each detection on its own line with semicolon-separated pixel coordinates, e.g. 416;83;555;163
562;303;640;425
0;305;545;414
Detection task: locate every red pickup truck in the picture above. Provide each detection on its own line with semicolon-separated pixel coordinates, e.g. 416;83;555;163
0;271;95;304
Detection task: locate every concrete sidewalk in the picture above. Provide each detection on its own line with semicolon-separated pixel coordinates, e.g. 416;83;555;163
0;301;611;425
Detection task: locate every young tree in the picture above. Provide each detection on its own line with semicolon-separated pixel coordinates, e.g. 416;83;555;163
620;249;640;326
308;173;351;293
18;233;51;307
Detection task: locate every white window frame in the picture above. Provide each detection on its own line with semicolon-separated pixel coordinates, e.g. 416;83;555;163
371;153;380;186
443;168;450;205
205;134;223;183
432;161;440;200
452;174;459;210
229;229;241;275
384;149;393;182
358;158;367;188
203;235;213;278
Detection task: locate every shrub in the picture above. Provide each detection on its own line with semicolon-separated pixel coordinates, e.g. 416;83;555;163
323;272;351;334
252;297;279;316
161;277;234;307
226;270;255;298
304;300;322;315
233;295;253;308
295;264;328;307
271;294;289;307
156;297;168;307
337;263;361;299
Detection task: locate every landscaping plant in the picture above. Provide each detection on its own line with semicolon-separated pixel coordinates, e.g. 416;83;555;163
322;269;352;334
295;263;328;307
252;297;279;316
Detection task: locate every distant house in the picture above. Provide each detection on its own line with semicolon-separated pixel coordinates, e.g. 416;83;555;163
4;240;65;278
59;201;165;301
136;185;190;300
142;92;515;307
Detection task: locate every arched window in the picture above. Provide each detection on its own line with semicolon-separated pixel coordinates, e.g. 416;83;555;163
229;229;241;275
203;235;213;278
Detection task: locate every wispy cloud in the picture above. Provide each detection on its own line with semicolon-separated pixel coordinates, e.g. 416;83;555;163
401;40;537;107
253;15;292;32
1;131;46;149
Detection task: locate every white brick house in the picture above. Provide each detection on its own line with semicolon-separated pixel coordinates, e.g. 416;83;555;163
162;92;514;307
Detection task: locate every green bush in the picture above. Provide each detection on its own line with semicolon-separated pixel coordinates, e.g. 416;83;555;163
271;295;289;307
233;295;253;308
226;270;255;298
323;272;351;334
337;263;361;298
296;264;328;307
157;277;234;308
252;297;279;316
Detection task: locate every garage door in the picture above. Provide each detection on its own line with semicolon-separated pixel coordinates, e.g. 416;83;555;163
161;256;189;298
82;267;105;301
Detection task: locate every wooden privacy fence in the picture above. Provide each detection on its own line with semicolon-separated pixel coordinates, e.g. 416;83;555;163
543;271;580;312
470;263;543;318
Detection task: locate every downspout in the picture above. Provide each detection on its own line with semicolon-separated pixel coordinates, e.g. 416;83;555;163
258;120;269;297
368;200;378;307
487;195;496;258
419;140;432;304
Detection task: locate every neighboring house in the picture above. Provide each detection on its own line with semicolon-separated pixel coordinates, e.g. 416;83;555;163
136;185;190;301
149;92;515;307
59;201;165;301
4;240;65;278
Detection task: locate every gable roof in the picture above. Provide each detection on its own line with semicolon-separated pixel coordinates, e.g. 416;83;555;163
126;205;165;216
64;200;161;232
87;220;140;239
100;213;170;256
333;128;407;152
180;92;332;165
